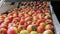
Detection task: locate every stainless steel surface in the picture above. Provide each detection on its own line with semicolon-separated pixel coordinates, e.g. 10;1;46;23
0;2;60;34
0;0;5;7
0;2;18;13
50;5;60;34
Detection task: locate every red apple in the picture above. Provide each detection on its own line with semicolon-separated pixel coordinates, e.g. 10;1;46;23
8;23;13;28
7;27;18;34
0;23;7;28
24;13;29;18
37;13;44;19
24;23;29;29
12;17;20;24
44;16;50;19
18;8;22;11
43;1;47;6
18;25;24;32
37;9;42;14
33;22;39;27
37;26;45;33
45;19;53;24
8;23;17;28
36;19;45;25
44;9;50;13
4;16;13;24
13;13;18;18
37;1;42;5
0;22;2;25
18;13;23;17
33;1;36;6
27;25;36;33
25;17;31;21
1;28;7;34
7;12;13;16
0;17;4;24
27;21;32;25
45;24;54;31
19;18;24;25
18;12;24;17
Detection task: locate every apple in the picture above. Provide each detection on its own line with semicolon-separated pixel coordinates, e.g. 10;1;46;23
43;30;53;34
45;6;49;10
12;17;20;24
1;28;7;34
0;22;2;25
30;31;38;34
4;16;13;24
0;29;1;34
0;14;7;19
24;23;29;29
7;12;13;17
39;22;46;28
7;27;18;34
18;25;24;32
32;12;37;16
20;30;29;34
25;17;31;21
7;12;12;16
28;11;32;16
37;26;45;33
44;9;50;13
2;14;7;18
18;13;23;17
32;16;38;22
25;16;29;21
0;18;4;23
34;23;39;27
19;18;24;25
27;25;36;33
8;23;13;28
45;24;54;31
37;13;44;19
27;21;32;25
33;1;36;6
0;29;1;32
36;19;45;25
24;13;29;18
0;23;7;28
45;19;53;24
37;1;41;5
8;23;17;28
13;13;18;18
13;23;18;28
37;9;42;14
45;13;51;17
43;1;47;6
27;25;32;33
44;16;50;19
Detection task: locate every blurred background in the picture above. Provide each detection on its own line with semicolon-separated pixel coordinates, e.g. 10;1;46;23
51;1;60;22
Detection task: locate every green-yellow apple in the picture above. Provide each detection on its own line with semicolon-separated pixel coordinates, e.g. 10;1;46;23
20;30;29;34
